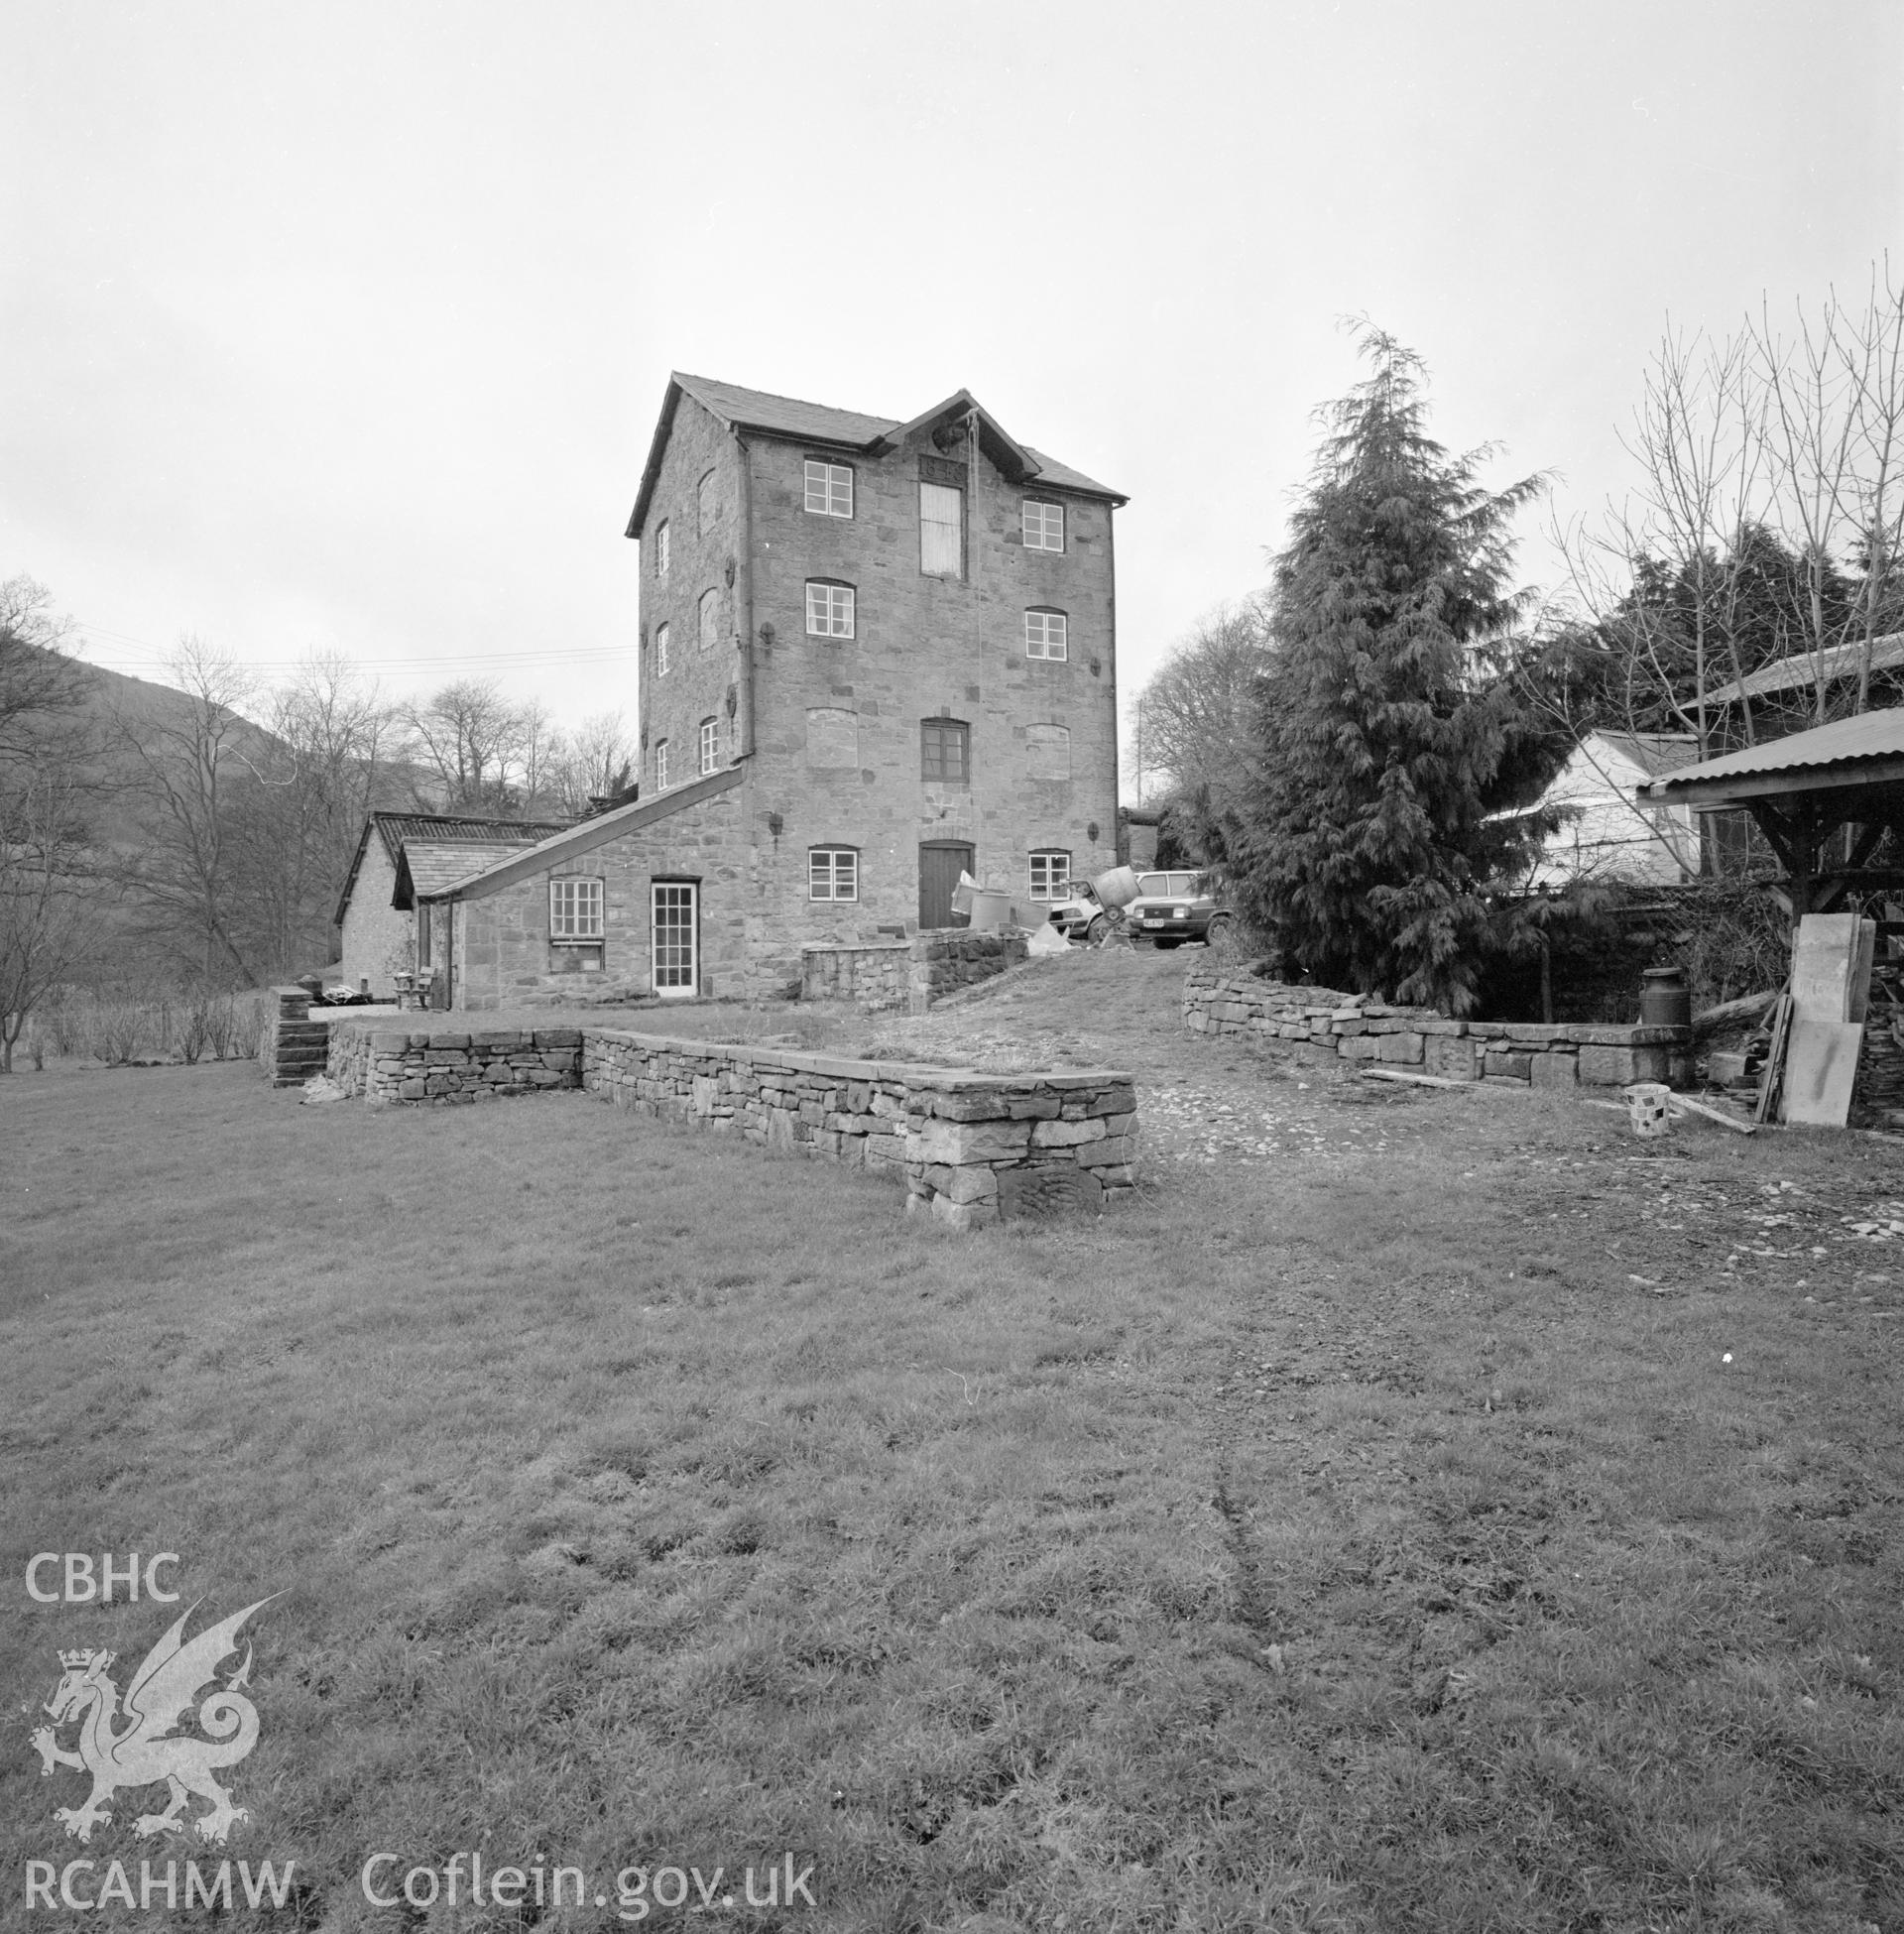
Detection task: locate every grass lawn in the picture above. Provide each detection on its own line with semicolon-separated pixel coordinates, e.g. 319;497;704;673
4;955;1902;1932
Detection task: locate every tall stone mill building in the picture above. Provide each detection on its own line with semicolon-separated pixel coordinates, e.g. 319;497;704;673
415;375;1126;1006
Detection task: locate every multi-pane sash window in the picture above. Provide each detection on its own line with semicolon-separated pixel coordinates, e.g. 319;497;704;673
806;580;855;638
808;847;859;902
921;718;970;786
655;739;669;788
804;460;853;517
919;482;964;577
699;717;718;776
655;623;669;674
1024;609;1068;660
655;521;669;577
698;587;719;652
548;877;604;941
1022;500;1064;550
1028;851;1071;901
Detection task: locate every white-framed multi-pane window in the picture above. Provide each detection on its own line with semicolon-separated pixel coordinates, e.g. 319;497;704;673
699;716;719;776
1022;500;1065;551
655;738;669;789
804;460;853;517
698;469;718;536
654;622;670;675
698;587;719;652
806;580;855;638
1024;609;1068;661
654;520;669;578
920;482;964;577
808;846;859;902
548;876;604;942
1028;851;1071;902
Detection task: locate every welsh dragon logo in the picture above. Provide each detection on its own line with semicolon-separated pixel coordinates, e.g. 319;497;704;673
30;1597;277;1845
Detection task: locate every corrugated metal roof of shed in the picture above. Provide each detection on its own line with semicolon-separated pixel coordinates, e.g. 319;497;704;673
370;811;567;867
1705;632;1904;706
1638;707;1904;795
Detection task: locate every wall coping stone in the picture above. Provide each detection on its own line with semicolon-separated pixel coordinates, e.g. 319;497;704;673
587;1027;1129;1092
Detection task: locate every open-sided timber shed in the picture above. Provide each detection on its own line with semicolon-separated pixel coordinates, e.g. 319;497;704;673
1635;707;1904;923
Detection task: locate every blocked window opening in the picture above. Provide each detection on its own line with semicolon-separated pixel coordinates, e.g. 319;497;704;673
805;706;859;768
1025;721;1071;780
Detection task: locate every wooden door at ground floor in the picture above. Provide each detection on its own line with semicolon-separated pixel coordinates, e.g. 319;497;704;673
918;841;975;930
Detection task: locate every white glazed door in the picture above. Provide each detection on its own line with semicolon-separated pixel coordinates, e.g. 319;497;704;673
652;883;697;997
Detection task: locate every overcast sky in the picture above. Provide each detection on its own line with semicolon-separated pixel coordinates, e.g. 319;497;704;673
5;1;1900;741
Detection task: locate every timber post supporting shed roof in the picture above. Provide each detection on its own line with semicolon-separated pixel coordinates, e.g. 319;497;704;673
1635;707;1904;925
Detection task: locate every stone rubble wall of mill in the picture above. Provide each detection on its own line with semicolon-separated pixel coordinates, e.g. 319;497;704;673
1182;971;1693;1088
584;1029;1134;1230
800;929;1029;1014
325;1025;584;1103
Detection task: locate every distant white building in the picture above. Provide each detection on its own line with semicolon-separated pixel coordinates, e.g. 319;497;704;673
1530;731;1703;886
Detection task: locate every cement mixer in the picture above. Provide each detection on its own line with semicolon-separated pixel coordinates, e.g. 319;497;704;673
1092;865;1140;909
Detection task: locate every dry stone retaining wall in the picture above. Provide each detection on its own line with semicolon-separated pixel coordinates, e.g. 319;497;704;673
325;1024;584;1103
585;1029;1134;1229
801;930;1030;1015
1183;970;1692;1088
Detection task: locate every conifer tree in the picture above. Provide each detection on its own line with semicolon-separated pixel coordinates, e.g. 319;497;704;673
1233;328;1564;1013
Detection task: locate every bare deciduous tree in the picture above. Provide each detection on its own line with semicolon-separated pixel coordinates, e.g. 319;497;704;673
111;637;264;984
0;576;105;1068
1131;596;1272;817
545;710;635;818
0;760;102;1071
1550;264;1904;763
404;678;532;811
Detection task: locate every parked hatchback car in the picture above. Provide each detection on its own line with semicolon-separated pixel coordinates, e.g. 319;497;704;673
1124;870;1233;947
1044;879;1106;941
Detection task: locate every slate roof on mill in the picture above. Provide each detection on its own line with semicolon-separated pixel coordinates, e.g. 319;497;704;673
628;373;1127;537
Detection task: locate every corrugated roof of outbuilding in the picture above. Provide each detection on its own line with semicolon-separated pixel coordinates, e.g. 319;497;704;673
1637;707;1904;803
